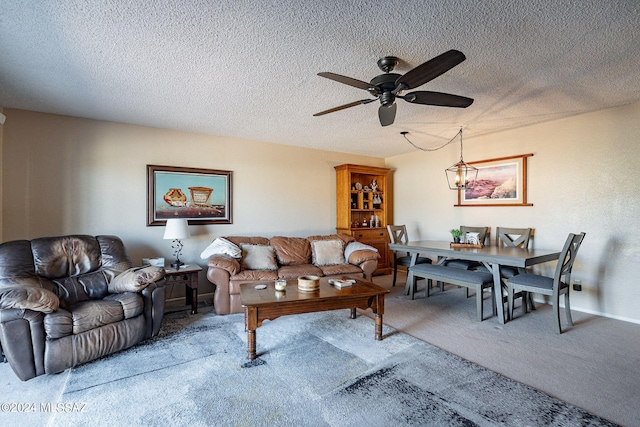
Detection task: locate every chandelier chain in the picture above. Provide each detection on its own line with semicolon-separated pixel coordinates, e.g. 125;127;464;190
401;128;463;152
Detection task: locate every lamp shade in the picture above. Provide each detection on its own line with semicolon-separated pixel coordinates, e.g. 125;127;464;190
163;218;190;240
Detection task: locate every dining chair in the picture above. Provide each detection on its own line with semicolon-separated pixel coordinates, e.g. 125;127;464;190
507;232;586;333
474;227;534;316
475;227;533;277
387;225;432;287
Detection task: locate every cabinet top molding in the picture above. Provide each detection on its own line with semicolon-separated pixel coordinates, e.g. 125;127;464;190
334;164;391;174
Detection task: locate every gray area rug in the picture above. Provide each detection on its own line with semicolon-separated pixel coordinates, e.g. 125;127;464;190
2;306;618;426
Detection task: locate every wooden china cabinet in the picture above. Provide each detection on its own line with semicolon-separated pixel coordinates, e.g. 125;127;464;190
335;164;391;275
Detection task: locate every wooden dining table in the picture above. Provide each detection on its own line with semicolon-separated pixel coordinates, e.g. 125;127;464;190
388;240;562;324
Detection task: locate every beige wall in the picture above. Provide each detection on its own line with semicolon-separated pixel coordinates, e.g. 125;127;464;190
2;104;639;323
386;101;640;323
1;109;384;299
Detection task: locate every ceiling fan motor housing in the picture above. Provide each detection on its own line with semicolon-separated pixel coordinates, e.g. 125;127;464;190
379;91;396;106
370;73;401;105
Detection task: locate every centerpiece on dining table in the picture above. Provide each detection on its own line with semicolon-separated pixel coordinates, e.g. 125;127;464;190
449;229;483;248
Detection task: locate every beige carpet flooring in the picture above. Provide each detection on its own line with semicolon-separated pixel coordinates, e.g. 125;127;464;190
364;272;640;427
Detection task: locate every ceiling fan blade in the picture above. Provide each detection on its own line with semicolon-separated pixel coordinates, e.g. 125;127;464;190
395;50;466;90
378;103;397;126
313;99;376;116
317;72;377;91
402;91;474;108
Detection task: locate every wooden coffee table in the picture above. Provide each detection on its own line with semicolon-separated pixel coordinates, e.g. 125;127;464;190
240;277;389;360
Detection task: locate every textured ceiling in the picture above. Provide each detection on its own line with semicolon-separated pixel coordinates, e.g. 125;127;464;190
1;1;639;157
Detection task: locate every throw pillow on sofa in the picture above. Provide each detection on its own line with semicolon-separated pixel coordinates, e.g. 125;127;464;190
200;237;242;259
270;236;311;266
311;239;345;266
241;244;278;270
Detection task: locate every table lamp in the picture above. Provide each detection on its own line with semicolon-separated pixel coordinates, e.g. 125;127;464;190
163;218;190;268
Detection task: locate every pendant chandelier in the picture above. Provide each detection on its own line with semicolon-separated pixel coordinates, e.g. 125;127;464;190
444;129;477;190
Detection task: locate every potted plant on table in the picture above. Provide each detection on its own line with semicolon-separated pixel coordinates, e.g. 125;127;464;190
450;228;464;243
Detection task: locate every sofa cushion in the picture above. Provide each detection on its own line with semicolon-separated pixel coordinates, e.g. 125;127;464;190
310;239;345;266
0;240;38;286
270;236;311;266
70;300;126;335
0;285;60;313
31;235;102;279
308;233;355;245
108;266;165;293
277;264;323;280
104;292;144;319
96;235;133;273
230;269;279;283
54;270;111;307
241;244;278;270
318;263;363;277
199;237;242;259
44;308;73;339
227;236;270;247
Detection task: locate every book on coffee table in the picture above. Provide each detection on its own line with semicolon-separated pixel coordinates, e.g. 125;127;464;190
328;279;355;289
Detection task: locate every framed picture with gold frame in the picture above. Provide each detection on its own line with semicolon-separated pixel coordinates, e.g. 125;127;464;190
147;165;233;225
456;154;533;207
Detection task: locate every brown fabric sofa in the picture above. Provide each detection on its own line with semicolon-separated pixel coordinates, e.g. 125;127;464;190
205;234;380;315
0;235;166;381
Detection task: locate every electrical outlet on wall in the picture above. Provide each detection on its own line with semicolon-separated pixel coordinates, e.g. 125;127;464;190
573;280;582;291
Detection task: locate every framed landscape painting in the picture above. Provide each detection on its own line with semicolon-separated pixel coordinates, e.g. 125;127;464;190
147;165;233;225
456;154;533;207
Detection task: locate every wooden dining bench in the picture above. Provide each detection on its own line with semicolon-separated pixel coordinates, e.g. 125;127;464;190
408;264;496;321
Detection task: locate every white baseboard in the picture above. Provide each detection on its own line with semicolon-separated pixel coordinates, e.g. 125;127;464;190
532;298;640;325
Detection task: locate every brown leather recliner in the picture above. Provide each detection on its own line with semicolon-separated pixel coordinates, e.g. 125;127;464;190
0;235;166;381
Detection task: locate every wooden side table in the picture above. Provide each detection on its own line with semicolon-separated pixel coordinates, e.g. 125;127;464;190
164;265;202;314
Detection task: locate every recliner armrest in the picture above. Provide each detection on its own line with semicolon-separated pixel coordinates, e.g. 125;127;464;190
0;308;46;381
0;284;60;313
140;279;166;338
347;249;380;265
